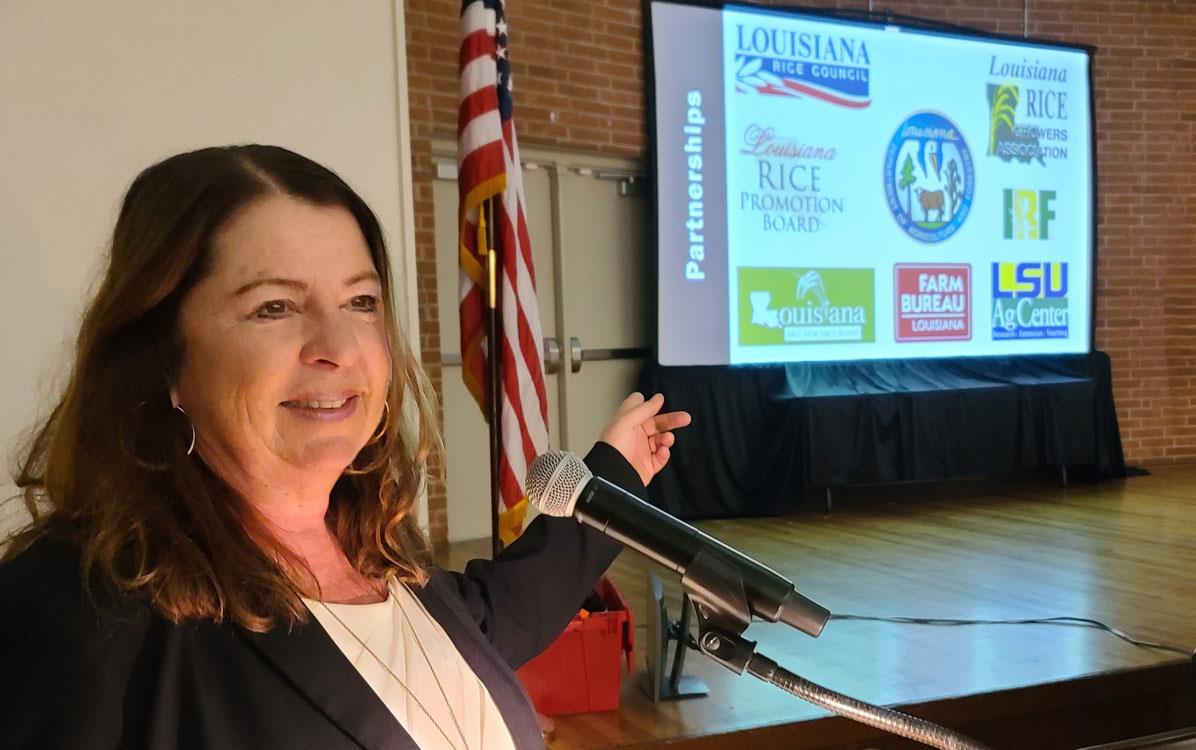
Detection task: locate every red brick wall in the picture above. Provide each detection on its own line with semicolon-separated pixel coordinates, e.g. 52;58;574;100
407;0;1196;543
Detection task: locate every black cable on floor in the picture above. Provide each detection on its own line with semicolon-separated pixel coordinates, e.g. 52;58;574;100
827;613;1195;659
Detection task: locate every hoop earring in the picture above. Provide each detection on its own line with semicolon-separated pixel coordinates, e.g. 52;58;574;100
344;401;391;477
174;405;196;456
368;401;391;445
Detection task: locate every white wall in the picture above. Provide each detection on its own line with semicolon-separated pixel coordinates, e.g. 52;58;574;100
0;1;419;537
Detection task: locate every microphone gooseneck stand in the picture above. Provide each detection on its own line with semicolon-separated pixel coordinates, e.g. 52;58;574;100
745;655;986;750
681;548;992;750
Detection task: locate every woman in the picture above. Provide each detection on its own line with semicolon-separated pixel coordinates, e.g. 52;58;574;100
0;145;689;749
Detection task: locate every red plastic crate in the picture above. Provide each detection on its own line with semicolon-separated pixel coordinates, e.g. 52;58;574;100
517;576;634;715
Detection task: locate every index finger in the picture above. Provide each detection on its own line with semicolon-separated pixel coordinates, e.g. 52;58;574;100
621;392;667;424
615;391;646;418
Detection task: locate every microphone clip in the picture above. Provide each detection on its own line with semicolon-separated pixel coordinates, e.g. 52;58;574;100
682;547;759;675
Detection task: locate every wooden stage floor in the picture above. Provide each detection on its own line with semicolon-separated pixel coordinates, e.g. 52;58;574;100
439;465;1196;749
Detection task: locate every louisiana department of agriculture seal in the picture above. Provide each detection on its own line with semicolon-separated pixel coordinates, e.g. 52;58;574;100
884;111;975;244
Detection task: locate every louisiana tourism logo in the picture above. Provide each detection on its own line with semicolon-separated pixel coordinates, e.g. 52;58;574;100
731;24;871;109
739;267;874;345
884;112;975;244
991;262;1069;340
894;264;971;342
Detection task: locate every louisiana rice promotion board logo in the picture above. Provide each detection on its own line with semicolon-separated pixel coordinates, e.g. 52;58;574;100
884;112;975;244
739;267;875;345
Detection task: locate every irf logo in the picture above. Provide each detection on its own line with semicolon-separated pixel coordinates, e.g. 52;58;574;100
1003;189;1056;240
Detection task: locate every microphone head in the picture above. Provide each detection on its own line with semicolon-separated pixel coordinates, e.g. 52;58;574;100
525;450;592;518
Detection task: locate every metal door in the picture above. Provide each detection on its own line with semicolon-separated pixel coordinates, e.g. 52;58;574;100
434;145;648;542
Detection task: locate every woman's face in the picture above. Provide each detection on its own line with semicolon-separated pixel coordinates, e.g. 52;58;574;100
172;195;391;488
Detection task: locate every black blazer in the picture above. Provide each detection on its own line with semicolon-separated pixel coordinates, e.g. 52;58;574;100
0;443;634;749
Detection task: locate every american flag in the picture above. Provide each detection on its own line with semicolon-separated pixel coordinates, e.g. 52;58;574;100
457;0;549;544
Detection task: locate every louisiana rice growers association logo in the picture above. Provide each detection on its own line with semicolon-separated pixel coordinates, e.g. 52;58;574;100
884;112;975;244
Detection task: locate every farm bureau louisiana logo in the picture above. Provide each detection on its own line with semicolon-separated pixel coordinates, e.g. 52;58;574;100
732;24;871;109
991;262;1069;340
884;112;975;244
739;267;875;345
894;264;971;342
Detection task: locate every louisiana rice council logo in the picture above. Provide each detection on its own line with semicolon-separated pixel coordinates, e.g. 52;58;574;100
884;112;975;244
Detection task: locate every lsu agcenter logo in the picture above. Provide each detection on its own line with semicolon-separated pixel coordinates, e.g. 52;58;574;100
991;262;1069;340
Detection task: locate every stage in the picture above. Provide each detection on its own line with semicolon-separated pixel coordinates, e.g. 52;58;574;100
440;465;1196;749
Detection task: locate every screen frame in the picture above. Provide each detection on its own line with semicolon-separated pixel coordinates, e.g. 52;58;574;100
644;0;1099;367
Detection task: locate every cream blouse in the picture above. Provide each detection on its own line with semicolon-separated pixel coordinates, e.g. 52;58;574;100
305;580;518;750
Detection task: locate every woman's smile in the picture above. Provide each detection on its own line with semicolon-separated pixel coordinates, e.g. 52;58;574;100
280;393;361;421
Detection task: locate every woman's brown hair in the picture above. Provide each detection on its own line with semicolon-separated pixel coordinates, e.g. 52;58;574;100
3;145;441;631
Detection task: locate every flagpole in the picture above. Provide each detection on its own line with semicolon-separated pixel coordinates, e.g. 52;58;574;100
484;196;503;558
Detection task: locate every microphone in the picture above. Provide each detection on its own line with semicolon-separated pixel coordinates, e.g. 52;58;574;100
526;450;829;638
